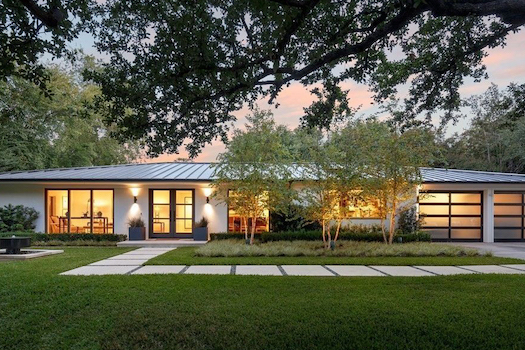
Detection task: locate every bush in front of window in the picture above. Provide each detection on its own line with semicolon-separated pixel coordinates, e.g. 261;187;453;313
0;204;39;232
209;227;431;243
0;232;127;242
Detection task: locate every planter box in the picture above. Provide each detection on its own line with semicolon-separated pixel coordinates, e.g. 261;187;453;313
193;227;208;241
129;227;146;241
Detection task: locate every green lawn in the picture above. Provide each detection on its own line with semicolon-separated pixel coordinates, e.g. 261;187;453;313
2;247;525;350
147;246;524;265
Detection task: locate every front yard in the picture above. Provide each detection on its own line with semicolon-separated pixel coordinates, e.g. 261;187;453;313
2;247;525;349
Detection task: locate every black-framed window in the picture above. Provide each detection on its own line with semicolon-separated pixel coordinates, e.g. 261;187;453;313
46;189;114;234
494;192;525;241
419;191;483;241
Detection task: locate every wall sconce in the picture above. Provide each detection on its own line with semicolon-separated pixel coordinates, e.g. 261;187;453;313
206;196;210;204
134;196;138;204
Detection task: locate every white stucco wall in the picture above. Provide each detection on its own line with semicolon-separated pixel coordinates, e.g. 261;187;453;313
0;182;228;237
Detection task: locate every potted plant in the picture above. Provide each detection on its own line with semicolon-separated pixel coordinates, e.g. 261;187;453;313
193;217;209;241
128;216;146;241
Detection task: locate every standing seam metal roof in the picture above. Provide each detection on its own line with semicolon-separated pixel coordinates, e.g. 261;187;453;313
1;163;525;183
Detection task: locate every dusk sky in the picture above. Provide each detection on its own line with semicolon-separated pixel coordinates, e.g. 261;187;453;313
69;28;525;163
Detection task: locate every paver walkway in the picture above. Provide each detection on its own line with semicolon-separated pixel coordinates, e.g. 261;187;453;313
61;248;525;277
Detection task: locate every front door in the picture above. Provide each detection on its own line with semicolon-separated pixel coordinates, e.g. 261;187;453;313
149;189;194;238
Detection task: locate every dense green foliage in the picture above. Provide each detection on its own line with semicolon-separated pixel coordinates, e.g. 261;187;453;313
210;230;430;243
0;59;140;172
0;205;38;232
440;83;525;173
1;247;524;349
0;232;127;243
84;1;524;156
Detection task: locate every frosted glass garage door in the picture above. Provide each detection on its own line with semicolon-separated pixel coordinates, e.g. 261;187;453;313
419;191;483;241
494;192;525;241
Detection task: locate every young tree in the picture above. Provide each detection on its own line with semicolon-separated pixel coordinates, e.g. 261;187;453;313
212;109;294;244
350;120;436;244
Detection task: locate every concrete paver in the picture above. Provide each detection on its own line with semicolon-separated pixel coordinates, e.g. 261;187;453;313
370;266;434;276
235;265;283;276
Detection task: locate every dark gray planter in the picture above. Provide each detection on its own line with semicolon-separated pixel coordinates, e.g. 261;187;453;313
193;227;208;241
129;227;146;241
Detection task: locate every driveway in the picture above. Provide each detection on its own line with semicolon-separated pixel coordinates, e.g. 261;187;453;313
450;242;525;260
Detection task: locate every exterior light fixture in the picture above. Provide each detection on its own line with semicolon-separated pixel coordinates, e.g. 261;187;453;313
134;196;138;203
206;196;210;204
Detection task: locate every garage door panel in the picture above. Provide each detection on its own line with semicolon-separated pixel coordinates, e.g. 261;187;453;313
451;193;481;203
494;205;522;215
422;217;449;227
450;217;481;227
420;205;449;215
494;192;524;241
421;228;449;239
451;205;481;215
451;229;481;239
494;229;522;239
494;217;522;227
494;193;522;203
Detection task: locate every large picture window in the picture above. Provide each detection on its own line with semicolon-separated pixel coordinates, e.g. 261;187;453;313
419;191;482;241
46;189;114;234
227;191;269;233
342;196;381;219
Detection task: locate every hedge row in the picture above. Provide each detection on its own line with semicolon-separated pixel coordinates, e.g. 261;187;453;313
0;232;127;242
210;231;431;243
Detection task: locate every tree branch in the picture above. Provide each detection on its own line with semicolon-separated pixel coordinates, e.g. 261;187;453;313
19;0;65;29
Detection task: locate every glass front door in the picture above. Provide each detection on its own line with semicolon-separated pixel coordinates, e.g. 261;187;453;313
150;189;194;238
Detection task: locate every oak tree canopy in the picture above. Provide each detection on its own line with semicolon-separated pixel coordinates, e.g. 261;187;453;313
3;0;525;156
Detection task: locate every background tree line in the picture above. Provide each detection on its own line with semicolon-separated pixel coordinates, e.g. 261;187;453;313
0;57;141;172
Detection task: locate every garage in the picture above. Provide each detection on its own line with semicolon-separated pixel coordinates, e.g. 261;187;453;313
494;192;525;241
419;191;483;241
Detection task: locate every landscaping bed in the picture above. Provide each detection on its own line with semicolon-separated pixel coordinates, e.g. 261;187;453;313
147;245;523;266
196;240;483;258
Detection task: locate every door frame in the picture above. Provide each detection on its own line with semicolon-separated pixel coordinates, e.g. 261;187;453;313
148;189;195;239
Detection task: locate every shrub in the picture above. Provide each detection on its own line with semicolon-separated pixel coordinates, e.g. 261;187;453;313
128;216;145;227
270;204;321;232
195;217;209;228
0;204;39;232
0;232;127;243
398;207;422;234
209;225;431;243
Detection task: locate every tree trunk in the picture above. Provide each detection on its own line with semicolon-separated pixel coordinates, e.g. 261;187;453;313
326;224;331;250
250;216;256;245
322;219;326;247
242;216;248;241
388;203;397;244
334;220;342;242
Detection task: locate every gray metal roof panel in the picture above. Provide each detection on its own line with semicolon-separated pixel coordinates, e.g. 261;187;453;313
0;162;218;181
2;163;525;183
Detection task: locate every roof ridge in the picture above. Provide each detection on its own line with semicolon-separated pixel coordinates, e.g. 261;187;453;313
421;167;525;177
0;161;215;176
